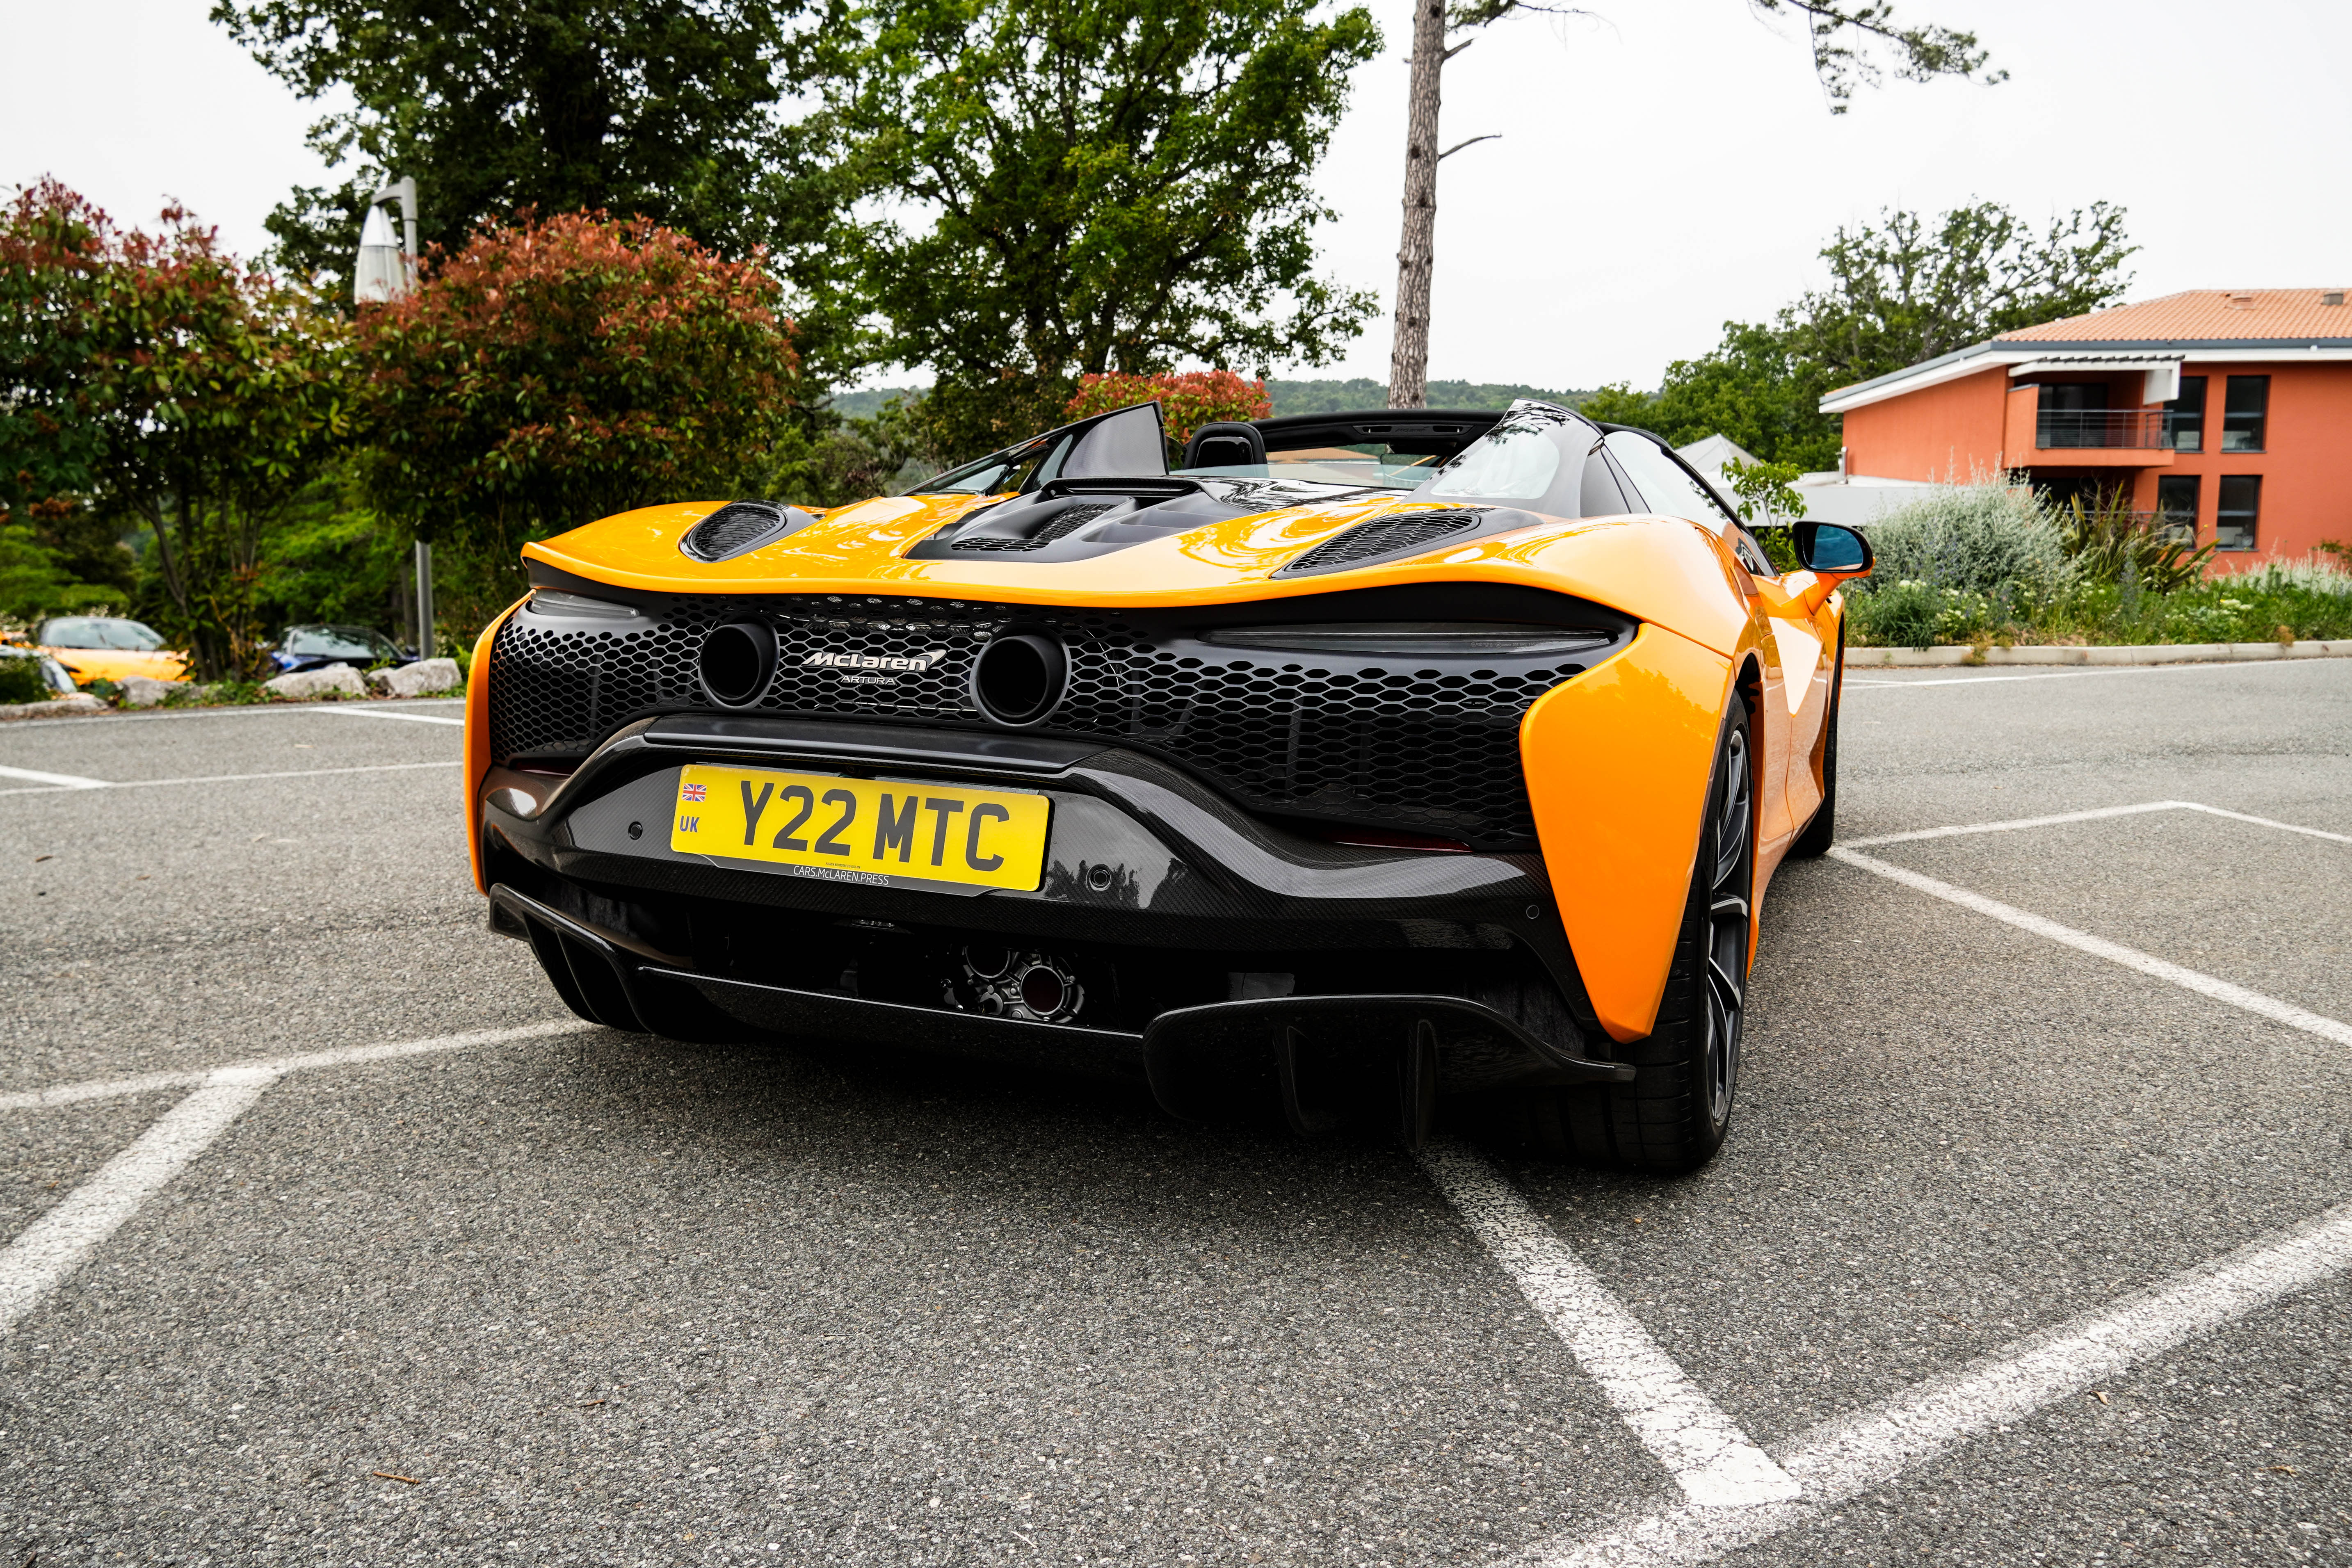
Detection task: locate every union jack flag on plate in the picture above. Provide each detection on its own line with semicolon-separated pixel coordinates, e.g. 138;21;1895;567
680;782;708;802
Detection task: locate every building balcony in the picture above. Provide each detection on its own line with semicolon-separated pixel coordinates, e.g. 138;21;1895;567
2035;410;2169;450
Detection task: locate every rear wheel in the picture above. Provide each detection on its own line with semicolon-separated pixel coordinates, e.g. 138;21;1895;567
1499;703;1754;1173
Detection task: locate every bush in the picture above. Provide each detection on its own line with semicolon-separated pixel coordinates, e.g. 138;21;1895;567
1857;479;2071;601
1064;371;1273;452
0;654;53;703
1846;579;2004;650
355;210;801;626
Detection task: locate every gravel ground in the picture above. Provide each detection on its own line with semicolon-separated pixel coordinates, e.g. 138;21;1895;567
1;664;2346;1566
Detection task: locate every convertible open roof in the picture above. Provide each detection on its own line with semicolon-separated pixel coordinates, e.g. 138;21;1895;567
1248;408;1503;461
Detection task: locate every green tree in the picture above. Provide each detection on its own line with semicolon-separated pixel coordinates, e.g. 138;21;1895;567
4;183;352;675
835;0;1382;459
1582;320;1844;470
1582;200;2137;470
352;209;801;633
210;0;840;295
1787;200;2136;384
0;180;139;605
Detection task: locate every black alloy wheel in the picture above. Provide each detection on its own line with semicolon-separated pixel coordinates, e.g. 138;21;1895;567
1697;719;1752;1130
1490;703;1756;1173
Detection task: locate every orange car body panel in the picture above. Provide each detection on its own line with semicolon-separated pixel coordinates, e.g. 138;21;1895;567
525;498;1752;652
1520;622;1734;1043
465;598;527;893
483;484;1855;1036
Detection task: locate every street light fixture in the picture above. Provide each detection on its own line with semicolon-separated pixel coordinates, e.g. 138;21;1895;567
352;176;417;304
351;176;435;657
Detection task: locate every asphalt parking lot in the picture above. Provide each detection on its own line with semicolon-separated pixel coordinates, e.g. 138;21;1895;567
3;662;2347;1567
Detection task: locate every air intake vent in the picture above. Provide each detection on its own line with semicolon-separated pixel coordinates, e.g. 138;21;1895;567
1279;509;1489;576
679;501;811;563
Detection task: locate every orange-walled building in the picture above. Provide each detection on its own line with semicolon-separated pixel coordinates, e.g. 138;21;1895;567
1820;289;2352;559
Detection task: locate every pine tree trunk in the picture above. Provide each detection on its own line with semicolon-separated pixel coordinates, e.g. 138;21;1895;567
1386;0;1446;410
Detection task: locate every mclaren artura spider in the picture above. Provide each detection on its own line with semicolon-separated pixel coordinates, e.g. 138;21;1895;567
465;399;1872;1171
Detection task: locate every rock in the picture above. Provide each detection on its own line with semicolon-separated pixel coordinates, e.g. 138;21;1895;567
364;666;397;694
264;664;368;701
378;657;464;697
120;676;187;708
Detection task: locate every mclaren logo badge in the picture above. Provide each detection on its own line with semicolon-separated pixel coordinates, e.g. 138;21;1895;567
804;647;950;673
805;646;950;686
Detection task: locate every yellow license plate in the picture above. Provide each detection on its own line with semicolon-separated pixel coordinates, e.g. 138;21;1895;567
669;764;1051;891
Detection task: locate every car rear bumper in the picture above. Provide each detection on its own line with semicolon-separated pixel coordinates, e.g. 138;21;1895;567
477;713;1626;1119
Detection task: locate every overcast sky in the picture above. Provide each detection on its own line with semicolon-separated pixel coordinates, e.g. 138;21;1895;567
5;0;2347;391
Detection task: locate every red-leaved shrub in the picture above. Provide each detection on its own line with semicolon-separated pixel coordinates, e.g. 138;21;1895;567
1063;370;1272;450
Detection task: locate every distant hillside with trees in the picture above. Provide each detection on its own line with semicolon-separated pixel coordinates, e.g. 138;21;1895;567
820;377;1592;422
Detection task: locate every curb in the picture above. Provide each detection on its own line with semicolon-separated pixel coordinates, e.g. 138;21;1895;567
1846;639;2352;669
0;693;464;725
0;695;108;721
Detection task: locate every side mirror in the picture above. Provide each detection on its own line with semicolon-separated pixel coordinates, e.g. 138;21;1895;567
1794;521;1872;575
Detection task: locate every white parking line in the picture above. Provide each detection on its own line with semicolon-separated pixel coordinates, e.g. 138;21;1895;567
0;759;458;798
0;1020;595;1333
0;1066;281;1334
304;705;465;726
0;1019;594;1112
1847;798;2352;849
1420;1141;1800;1508
0;763;109;788
1832;846;2352;1049
1515;1197;2352;1567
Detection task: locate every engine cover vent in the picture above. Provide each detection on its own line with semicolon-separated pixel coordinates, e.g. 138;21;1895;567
679;501;814;563
1278;509;1491;577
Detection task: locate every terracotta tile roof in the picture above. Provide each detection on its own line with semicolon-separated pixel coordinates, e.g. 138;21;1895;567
1998;288;2352;343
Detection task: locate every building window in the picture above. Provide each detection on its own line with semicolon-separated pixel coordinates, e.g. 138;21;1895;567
2215;475;2261;551
2221;376;2269;452
2036;381;2108;448
2163;376;2205;452
2154;475;2199;543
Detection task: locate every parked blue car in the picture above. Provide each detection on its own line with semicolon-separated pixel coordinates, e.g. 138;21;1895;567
269;625;417;675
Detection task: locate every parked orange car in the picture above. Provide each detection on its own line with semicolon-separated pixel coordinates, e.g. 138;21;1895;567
33;616;189;686
464;400;1871;1170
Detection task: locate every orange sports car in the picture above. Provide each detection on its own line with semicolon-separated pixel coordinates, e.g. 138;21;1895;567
31;616;189;686
465;400;1871;1170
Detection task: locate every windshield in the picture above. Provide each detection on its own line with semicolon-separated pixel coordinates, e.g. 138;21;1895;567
1173;458;1433;491
285;626;392;659
1427;426;1561;500
1417;401;1596;516
39;617;164;650
922;438;1064;495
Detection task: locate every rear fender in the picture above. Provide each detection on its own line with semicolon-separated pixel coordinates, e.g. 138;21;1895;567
465;596;529;894
1520;621;1735;1043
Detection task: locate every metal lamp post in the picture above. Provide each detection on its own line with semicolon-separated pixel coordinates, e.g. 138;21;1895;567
352;177;434;657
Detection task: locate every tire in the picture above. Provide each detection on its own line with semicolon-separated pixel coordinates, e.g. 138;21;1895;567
1786;628;1843;860
1496;702;1756;1174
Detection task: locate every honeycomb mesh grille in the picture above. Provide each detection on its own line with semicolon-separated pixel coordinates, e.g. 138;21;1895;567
1285;509;1486;573
487;595;1589;844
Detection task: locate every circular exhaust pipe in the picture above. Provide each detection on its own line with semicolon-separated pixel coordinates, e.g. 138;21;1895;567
698;619;776;707
970;631;1067;726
